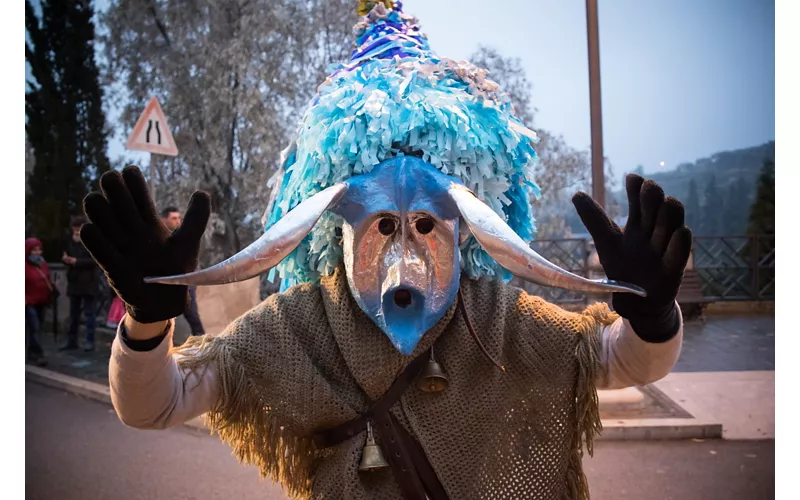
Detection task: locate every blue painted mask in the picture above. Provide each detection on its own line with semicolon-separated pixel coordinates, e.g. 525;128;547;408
331;156;462;354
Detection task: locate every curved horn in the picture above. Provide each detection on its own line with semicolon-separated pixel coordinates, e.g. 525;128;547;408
144;183;348;286
447;184;646;297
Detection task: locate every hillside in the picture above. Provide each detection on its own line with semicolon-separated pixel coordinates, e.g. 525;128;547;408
642;141;774;204
562;141;775;236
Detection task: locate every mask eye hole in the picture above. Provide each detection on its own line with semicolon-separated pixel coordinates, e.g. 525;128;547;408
415;217;435;235
378;217;396;236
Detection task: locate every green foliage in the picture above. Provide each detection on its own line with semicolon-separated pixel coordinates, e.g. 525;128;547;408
722;177;752;234
701;175;723;235
25;0;110;261
747;159;775;236
685;178;701;232
741;159;775;296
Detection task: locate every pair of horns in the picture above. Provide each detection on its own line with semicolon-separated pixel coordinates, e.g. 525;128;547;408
145;182;645;298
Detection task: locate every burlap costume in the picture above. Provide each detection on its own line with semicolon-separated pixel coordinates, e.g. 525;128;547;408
174;266;616;500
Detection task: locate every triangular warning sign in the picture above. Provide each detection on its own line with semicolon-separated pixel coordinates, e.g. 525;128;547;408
125;97;179;156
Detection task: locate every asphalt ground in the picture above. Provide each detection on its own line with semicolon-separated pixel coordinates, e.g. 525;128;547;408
26;382;774;500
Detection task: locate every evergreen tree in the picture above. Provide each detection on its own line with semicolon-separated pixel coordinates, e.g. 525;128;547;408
700;175;723;235
685;178;701;232
746;159;775;236
722;177;752;235
744;159;775;297
25;0;110;261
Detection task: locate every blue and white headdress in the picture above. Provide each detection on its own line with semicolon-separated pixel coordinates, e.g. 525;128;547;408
263;0;541;290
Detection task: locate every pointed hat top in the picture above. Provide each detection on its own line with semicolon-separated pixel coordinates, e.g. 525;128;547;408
348;1;436;67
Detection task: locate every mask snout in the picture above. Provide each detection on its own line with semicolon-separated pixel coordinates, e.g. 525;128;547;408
381;286;426;354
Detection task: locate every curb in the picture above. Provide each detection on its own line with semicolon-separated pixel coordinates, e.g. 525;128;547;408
25;365;208;432
596;418;723;441
26;365;723;441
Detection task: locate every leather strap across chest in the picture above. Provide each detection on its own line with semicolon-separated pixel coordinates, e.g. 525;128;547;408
311;351;449;500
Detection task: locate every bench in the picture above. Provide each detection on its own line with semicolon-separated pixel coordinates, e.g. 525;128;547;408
677;251;708;322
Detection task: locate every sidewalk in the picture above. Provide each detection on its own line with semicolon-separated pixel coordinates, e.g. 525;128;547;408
655;371;774;439
27;314;774;441
31;317;195;385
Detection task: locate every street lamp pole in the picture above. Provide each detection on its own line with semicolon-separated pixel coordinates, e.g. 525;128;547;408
586;0;605;208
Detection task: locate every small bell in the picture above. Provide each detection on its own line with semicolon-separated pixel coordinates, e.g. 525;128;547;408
417;347;449;393
358;422;390;472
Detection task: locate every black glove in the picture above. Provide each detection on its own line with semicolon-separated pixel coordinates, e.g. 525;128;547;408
80;166;210;324
572;174;692;343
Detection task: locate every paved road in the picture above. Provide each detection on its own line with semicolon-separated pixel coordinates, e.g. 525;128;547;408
26;382;774;500
674;315;774;372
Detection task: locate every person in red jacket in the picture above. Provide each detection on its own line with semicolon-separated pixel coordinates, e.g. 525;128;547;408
25;237;53;366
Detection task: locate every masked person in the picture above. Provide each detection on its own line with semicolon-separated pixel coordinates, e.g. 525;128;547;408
81;2;690;499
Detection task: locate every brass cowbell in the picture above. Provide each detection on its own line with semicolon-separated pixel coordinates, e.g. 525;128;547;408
358;421;390;472
417;346;449;393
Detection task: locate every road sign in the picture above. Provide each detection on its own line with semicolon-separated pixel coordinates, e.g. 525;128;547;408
125;97;178;156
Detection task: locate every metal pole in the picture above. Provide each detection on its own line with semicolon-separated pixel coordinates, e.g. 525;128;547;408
149;152;156;200
586;0;605;208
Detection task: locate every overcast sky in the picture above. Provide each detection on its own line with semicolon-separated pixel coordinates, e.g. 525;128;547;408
405;0;775;174
32;0;775;176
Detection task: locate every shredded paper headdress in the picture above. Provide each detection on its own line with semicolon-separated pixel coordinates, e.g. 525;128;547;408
262;0;542;290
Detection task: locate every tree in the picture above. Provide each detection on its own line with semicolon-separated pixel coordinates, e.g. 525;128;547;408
746;160;775;236
700;175;723;235
721;177;751;235
26;0;111;261
468;46;536;126
101;0;356;266
25;136;35;235
469;46;610;238
685;178;701;233
743;159;775;296
733;177;752;234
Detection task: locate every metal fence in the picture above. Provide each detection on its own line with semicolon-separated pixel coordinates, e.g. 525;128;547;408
511;235;775;304
691;235;774;301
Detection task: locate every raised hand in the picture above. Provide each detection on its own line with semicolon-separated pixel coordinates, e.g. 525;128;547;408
572;174;692;341
80;166;210;324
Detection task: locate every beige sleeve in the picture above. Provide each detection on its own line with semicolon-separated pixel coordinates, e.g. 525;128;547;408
595;303;684;390
108;319;220;430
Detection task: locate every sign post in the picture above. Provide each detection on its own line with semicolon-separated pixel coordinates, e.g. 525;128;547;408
125;96;179;199
149;153;157;197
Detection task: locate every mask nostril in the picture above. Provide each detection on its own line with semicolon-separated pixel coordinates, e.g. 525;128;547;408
393;289;412;308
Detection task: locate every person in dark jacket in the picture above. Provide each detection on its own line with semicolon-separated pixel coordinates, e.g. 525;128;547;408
61;215;101;351
25;237;52;366
161;206;206;337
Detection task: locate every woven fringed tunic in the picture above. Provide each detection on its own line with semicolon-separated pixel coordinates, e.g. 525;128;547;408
110;267;682;500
